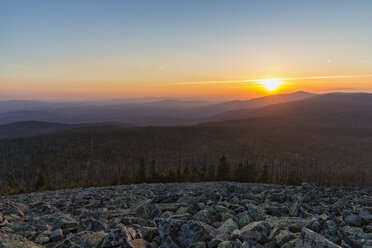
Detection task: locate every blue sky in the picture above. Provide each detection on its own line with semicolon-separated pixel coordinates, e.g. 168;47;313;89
1;0;372;100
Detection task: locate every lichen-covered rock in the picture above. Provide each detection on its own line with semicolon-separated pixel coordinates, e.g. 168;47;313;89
289;201;301;217
175;207;189;215
240;221;271;236
50;228;63;242
218;218;238;235
236;212;254;229
281;239;296;248
55;231;107;248
140;226;158;241
131;200;152;219
193;209;216;225
100;227;136;248
0;230;44;248
78;218;106;232
241;240;264;248
295;228;341;248
304;215;328;233
188;241;207;248
358;208;372;225
155;218;218;247
217;240;241;248
345;215;363;227
275;230;296;247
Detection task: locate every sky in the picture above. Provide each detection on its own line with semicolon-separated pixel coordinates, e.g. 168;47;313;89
1;0;372;100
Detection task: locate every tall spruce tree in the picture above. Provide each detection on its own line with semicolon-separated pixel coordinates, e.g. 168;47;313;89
217;155;229;181
136;157;146;183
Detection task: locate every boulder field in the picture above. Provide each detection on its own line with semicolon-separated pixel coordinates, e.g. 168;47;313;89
0;182;371;247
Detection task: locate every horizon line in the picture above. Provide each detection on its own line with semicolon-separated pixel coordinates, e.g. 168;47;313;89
167;74;372;86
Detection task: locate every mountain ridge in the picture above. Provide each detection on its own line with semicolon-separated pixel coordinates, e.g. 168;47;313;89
0;91;315;125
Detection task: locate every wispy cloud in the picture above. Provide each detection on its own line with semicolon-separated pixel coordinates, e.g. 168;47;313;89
168;74;372;86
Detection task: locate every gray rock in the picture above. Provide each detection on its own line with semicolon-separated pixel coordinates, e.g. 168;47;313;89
229;229;242;241
0;230;44;248
218;218;238;235
345;215;363;227
140;226;158;241
189;241;207;248
241;240;264;248
241;221;271;236
305;215;328;232
281;239;297;248
155;217;218;247
295;228;341;248
55;231;107;248
208;238;224;248
100;227;136;248
275;230;296;247
230;196;240;205
217;240;238;248
50;228;63;242
302;183;312;190
132;199;152;219
236;212;254;229
193;209;216;225
358;208;372;225
78;218;106;232
289;201;301;217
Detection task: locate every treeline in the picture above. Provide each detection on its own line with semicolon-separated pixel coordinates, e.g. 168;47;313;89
0;122;371;195
1;154;300;195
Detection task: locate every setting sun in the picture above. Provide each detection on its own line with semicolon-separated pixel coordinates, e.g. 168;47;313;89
259;79;284;92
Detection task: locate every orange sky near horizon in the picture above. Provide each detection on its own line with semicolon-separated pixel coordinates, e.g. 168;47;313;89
1;74;372;101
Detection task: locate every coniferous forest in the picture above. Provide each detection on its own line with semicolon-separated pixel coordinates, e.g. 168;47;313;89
1;116;371;195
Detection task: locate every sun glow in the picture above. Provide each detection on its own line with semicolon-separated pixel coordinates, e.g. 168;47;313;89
259;79;284;92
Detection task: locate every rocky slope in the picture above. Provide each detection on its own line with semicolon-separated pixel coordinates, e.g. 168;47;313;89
0;182;371;248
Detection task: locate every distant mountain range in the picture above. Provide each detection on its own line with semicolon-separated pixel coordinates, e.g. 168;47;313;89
0;91;315;126
1;91;372;139
206;92;372;128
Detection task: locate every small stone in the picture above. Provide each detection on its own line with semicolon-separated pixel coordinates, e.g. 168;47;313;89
217;241;234;248
302;183;312;190
230;196;239;205
241;240;264;248
289;201;301;217
229;229;242;241
208;238;224;248
50;228;63;242
175;207;189;215
345;215;363;227
55;231;107;248
189;241;207;248
128;238;148;248
241;221;271;236
218;218;238;235
268;226;280;241
140;226;158;241
275;230;296;247
78;218;106;232
155;218;218;247
295;228;341;248
196;202;205;210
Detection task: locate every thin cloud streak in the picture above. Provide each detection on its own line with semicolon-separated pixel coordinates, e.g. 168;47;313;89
168;74;372;86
